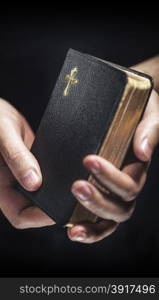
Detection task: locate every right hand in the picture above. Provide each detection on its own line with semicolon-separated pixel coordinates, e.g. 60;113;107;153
0;98;55;229
68;89;159;243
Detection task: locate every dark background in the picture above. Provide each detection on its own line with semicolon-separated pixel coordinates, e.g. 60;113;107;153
0;8;159;277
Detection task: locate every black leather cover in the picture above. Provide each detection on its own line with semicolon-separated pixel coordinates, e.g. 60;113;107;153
16;49;150;224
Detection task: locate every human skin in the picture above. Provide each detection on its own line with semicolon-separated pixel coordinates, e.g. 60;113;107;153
0;57;158;243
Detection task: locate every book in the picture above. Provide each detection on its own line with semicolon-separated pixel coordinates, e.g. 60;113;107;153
17;49;153;226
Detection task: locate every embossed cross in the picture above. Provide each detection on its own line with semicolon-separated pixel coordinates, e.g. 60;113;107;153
63;67;78;96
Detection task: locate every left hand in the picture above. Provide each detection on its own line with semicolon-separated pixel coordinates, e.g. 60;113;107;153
67;89;159;243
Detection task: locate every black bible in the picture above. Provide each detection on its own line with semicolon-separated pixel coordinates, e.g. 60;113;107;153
17;49;153;226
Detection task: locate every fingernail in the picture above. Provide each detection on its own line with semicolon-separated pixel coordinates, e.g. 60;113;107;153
72;185;91;201
73;231;87;241
141;138;152;160
22;169;40;191
89;160;101;174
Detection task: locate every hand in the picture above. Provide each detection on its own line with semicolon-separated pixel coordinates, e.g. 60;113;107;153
68;89;159;243
0;98;54;228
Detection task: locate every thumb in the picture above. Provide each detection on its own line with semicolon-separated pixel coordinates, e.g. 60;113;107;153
134;90;159;162
0;118;42;191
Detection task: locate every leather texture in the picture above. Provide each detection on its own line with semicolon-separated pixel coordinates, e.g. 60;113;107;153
16;49;149;224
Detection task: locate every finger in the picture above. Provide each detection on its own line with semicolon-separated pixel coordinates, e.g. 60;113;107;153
0;187;55;229
71;180;136;222
122;160;148;185
134;89;159;161
83;155;145;201
0;119;42;191
67;220;118;243
22;116;35;149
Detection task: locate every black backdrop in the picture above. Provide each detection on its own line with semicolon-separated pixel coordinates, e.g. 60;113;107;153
0;9;159;277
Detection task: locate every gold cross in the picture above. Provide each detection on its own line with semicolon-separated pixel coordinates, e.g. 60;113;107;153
63;67;78;96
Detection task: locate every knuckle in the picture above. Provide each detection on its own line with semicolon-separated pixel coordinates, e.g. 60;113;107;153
123;207;135;221
125;185;140;201
125;202;136;221
7;150;25;165
115;201;136;223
